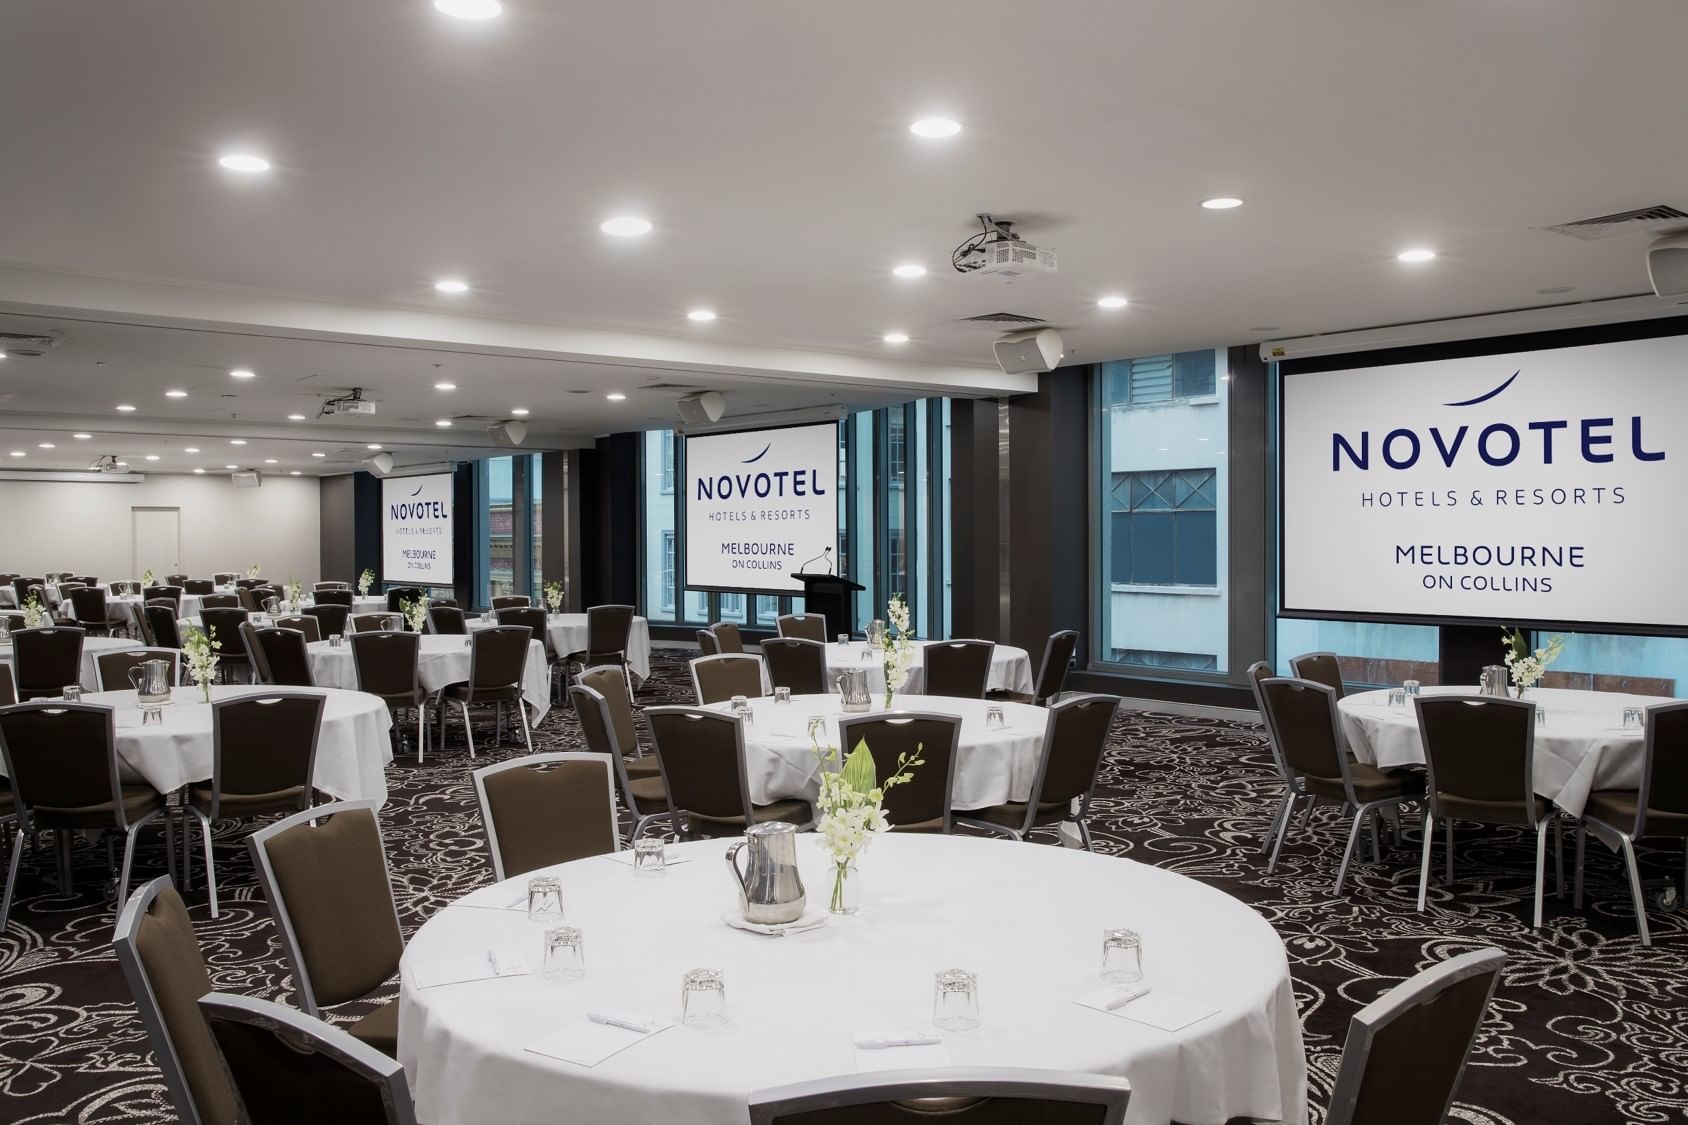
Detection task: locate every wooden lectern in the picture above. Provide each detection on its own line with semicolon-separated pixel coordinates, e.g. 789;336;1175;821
791;572;865;639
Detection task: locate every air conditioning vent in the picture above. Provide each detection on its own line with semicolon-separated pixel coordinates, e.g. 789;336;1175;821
1541;204;1688;240
959;311;1046;325
0;330;64;354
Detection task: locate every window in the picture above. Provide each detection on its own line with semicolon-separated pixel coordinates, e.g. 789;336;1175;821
484;455;515;604
660;531;676;612
659;431;675;495
531;454;544;594
1103;349;1216;405
719;593;746;621
1108;470;1217;587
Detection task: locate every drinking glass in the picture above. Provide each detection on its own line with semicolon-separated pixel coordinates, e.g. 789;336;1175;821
681;968;728;1027
329;634;344;647
542;926;585;981
984;706;1006;731
632;837;667;876
932;968;980;1031
837;634;850;647
527;875;564;923
1623;706;1643;729
1101;928;1143;984
62;685;82;703
773;687;792;705
1403;679;1422;697
1536;706;1548;727
1387;689;1406;709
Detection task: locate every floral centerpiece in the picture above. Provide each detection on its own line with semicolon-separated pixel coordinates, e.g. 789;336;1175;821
20;594;47;630
879;593;915;709
246;563;262;581
1502;628;1564;696
401;595;430;633
809;718;924;914
357;568;375;596
183;625;221;703
544;579;565;615
285;576;304;613
141;568;155;588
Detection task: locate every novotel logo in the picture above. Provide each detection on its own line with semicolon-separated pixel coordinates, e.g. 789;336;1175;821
1332;370;1665;471
695;442;828;501
389;496;449;520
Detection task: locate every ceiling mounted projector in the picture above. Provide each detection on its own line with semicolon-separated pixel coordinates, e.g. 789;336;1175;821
994;327;1065;374
952;214;1057;279
677;390;725;426
366;452;395;477
488;420;527;447
1648;232;1688;297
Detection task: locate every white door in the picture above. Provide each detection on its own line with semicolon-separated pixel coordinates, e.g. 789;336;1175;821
132;507;181;578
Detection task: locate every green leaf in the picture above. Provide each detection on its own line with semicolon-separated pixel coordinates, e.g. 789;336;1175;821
841;738;878;793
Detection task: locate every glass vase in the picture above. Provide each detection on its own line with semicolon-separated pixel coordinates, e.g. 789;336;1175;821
829;860;861;915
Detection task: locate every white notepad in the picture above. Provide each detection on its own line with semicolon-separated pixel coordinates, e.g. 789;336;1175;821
452;884;532;912
1075;984;1218;1032
605;849;692;867
526;1016;671;1068
408;950;530;989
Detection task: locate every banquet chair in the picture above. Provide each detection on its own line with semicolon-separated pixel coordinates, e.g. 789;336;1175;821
73;575;100;588
776;613;828;643
11;625;86;700
837;712;962;833
352;613;402;633
187;692;325;917
168;574;192;588
924;640;996;699
711;621;746;654
442;626;533;756
497;606;558;699
304;603;351;639
11;577;44;606
183;579;215;596
1;612;25;633
647;706;813;838
576;665;662;779
761;638;828;696
691;654;766;705
490;595;531;611
384;587;423;614
1288;651;1347;700
145;605;183;649
996;629;1079;706
1574;700;1688;946
1257;678;1424;894
313;581;350;591
350;631;431;761
110;580;142;596
0;702;175;917
1248;660;1309;856
214;573;238;586
235;578;266;590
68;587;113;636
239;622;272;684
199;593;240;610
198;994;417;1125
247;800;403;1056
275;614;323;642
200;608;252;682
0;665;13;707
96;648;182;692
571;685;672;840
748;1068;1132;1125
696;628;722;655
313;588;354;607
1324;948;1505;1125
562;604;635;688
145;585;183;610
238;588;262;613
113;877;242;1125
1414;695;1561;928
473;752;620;880
957;694;1121;850
432;597;460;609
428;605;467;635
253;628;316;687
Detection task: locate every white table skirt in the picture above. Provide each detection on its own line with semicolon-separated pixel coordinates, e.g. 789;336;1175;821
470;613;653;682
1338;685;1670;819
0;635;146;691
714;693;1048;811
398;834;1306;1125
816;640;1034;696
307;635;553;723
0;685;394;802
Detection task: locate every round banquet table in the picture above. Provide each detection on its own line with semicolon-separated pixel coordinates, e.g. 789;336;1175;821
1337;685;1671;819
0;634;145;691
469;612;654;682
306;634;553;723
0;684;395;802
815;640;1035;696
299;594;389;615
398;834;1306;1125
709;693;1049;811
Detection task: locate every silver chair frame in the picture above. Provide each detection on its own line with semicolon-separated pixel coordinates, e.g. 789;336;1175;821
472;751;621;882
955;692;1121;850
836;710;963;834
349;630;433;763
571;683;678;842
113;876;205;1125
749;1067;1131;1125
1029;629;1079;704
448;626;533;757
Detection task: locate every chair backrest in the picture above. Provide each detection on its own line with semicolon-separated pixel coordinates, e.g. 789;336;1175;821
776;613;828;643
214;573;238;586
1027;693;1122;809
1288;651;1346;700
569;685;644;811
246;801;404;1014
1413;696;1536;818
167;574;192;587
428;605;467;635
924;640;996;699
497;607;549;652
240;621;271;683
647;706;754;823
275;614;323;643
349;631;421;698
351;613;402;633
0;664;13;707
2;611;25;632
183;579;215;595
208;693;325;819
696;628;722;656
238;588;261;613
114;878;241;1125
74;575;99;587
304;604;351;638
1258;678;1350;788
490;595;531;610
1635;700;1688;836
384;587;423;614
12;577;43;604
200;608;250;660
467;626;530;691
70;586;108;623
145;585;183;608
145;605;183;649
473;752;620;881
691;654;766;705
235;578;265;590
313;588;354;607
0;702;129;825
748;1068;1132;1125
313;581;349;591
578;664;640;755
1325;948;1505;1125
110;580;143;596
198;993;417;1125
58;581;87;597
1032;630;1080;704
199;593;240;610
711;621;745;654
837;711;963;832
11;625;86;694
96;648;182;692
255;628;316;687
761;637;827;696
586;604;635;657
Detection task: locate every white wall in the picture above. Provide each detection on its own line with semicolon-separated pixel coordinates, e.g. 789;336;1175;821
0;473;321;583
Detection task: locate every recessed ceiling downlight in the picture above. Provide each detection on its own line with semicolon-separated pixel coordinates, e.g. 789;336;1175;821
146;455;161;462
193;468;206;475
38;443;54;450
434;382;457;391
116;404;136;412
165;389;188;399
217;153;271;173
686;309;717;322
600;216;653;237
435;419;453;428
892;264;927;279
433;0;502;18
606;392;627;401
434;279;470;294
1200;197;1244;210
510;408;530;417
1097;295;1129;309
288;414;306;421
909;118;961;138
1397;248;1437;263
184;447;201;454
882;332;910;344
73;433;91;440
230;368;255;379
312;452;326;458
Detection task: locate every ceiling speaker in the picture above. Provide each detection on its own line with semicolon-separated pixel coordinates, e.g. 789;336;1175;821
993;327;1064;374
366;453;395;477
677;390;725;426
488;420;528;447
1647;232;1688;298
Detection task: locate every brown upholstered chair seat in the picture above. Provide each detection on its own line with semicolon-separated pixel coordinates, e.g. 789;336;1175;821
1427;791;1551;826
1301;759;1425;804
627;774;670;809
684;798;813;838
624;756;662;780
188;783;310;818
1583;789;1688;836
346;999;399;1057
36;784;165;829
965;797;1073;831
442;680;521;704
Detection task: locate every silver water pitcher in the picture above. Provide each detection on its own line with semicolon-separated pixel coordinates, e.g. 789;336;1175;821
1479;665;1509;697
865;619;886;648
725;821;807;925
127;658;173;705
836;668;872;714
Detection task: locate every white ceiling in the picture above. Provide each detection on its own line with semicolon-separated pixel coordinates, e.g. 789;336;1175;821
4;0;1688;472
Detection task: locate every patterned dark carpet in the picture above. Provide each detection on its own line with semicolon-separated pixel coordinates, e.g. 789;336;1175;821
3;650;1686;1124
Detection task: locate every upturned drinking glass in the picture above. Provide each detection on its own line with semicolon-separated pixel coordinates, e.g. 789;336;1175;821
1623;706;1643;729
681;968;728;1027
1403;679;1422;696
527;875;564;923
632;837;666;877
932;968;980;1031
542;926;585;981
62;685;82;703
1101;928;1143;983
984;706;1006;731
773;686;792;705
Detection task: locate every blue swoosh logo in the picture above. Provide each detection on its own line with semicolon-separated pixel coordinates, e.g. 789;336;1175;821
1443;370;1519;407
742;444;772;464
409;483;424;496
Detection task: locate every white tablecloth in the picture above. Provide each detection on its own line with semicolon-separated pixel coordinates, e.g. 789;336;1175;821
1338;685;1670;818
307;634;553;723
301;594;388;615
470;613;653;682
0;635;147;691
817;641;1034;696
716;693;1047;811
60;593;142;625
0;685;394;802
398;834;1306;1125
